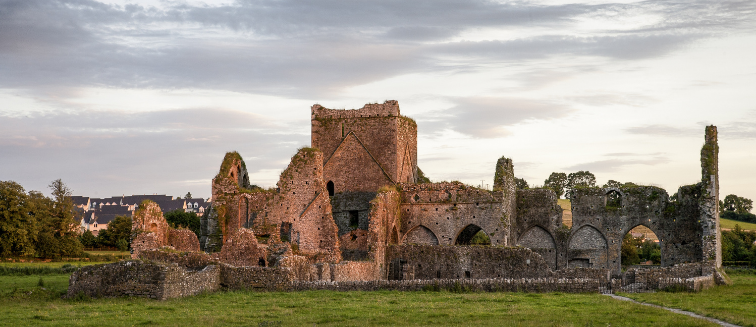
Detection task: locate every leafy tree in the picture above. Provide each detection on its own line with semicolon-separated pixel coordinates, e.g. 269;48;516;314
41;179;82;257
621;234;640;265
79;230;97;248
470;230;491;245
567;171;596;189
185;192;192;200
543;172;567;199
0;181;39;257
603;180;623;189
515;177;529;190
164;210;201;239
723;194;753;214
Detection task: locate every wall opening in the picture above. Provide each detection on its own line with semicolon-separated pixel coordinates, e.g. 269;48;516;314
348;210;359;229
280;222;292;242
327;181;334;196
258;258;266;267
455;224;485;245
622;225;661;267
606;190;622;210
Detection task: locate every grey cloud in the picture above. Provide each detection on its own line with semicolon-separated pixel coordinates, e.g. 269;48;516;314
418;97;574;138
0;108;308;197
564;157;669;173
625;124;700;137
0;0;754;99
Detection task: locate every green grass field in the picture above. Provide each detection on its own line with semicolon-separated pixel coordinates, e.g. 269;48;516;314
720;218;756;231
624;270;756;327
0;262;753;326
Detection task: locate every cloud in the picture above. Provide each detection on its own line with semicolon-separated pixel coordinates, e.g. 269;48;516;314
418;97;574;138
624;124;700;137
0;0;753;99
564;158;669;173
0;108;308;197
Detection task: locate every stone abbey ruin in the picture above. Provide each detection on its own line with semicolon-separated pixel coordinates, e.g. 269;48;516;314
68;100;730;299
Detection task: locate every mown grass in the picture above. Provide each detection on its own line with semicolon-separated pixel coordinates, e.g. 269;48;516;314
1;262;753;326
720;218;756;231
0;267;720;327
83;250;131;256
624;270;756;327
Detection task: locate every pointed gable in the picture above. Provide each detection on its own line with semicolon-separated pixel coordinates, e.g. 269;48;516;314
323;132;393;193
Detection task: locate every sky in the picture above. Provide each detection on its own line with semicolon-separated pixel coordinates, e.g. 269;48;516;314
0;0;754;203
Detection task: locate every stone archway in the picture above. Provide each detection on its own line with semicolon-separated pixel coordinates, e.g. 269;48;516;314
403;225;439;245
517;226;557;269
568;225;609;268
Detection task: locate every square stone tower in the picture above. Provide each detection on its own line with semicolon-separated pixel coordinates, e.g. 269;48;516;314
311;100;418;194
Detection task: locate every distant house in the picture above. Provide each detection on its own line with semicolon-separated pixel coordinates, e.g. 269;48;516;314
73;194;210;234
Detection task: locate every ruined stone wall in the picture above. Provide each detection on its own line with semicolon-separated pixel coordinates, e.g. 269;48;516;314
331;192;376;236
290;277;608;293
515;189;563;270
220;265;293;291
312;101;418;194
131;200;170;258
399;182;508;246
219;228;268;267
167;229;200;252
365;190;402;279
386;245;553;280
66;260;220;300
700;125;721;270
493;157;516;246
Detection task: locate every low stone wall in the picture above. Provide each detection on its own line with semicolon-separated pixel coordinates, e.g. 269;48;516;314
332;261;378;282
220;265;293;291
139;249;216;269
66;260;220;300
291;277;607;293
386;245;553;280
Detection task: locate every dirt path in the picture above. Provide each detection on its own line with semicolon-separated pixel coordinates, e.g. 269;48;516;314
605;294;740;327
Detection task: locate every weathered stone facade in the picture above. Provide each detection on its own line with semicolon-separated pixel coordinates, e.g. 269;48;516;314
72;102;727;299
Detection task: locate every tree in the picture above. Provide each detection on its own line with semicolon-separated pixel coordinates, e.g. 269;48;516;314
567;171;596;189
603;180;623;189
0;181;39;257
515;177;529;190
44;179;83;257
185;192;192;200
164;209;201;239
106;215;133;248
722;194;753;214
543;172;567;199
621;233;640;266
79;230;97;248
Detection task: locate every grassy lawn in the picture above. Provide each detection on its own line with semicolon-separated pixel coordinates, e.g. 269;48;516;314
624;270;756;327
720;218;756;231
0;262;102;268
1;262;753;326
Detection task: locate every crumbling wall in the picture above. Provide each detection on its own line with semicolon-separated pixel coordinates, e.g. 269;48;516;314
168;229;200;252
131;200;170;258
399;182;508;246
515;189;562;269
386;245;553;280
219;228;268;267
700;125;721;271
66;260;220;300
493;157;516;246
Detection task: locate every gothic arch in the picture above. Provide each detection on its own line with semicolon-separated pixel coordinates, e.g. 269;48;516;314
568;225;609;268
402;225;439;245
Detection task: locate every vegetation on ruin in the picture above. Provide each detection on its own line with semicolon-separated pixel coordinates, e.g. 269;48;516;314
416;167;431;184
624;269;756;327
214;151;246;183
5;265;754;327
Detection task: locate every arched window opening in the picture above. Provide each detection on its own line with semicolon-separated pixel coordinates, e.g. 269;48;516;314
455;224;488;245
622;225;661;267
606;190;622;210
327;181;334;196
258;258;266;267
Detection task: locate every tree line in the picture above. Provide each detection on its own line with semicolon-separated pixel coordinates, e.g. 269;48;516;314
1;179;202;259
